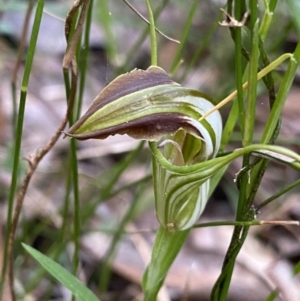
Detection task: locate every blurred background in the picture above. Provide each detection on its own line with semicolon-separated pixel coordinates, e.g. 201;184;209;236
0;0;300;300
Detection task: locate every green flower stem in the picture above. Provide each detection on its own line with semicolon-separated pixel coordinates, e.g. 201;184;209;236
0;0;44;296
142;2;192;300
145;0;157;66
142;227;190;301
120;0;170;73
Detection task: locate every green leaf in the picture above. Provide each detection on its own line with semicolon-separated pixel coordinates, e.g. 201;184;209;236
22;243;100;301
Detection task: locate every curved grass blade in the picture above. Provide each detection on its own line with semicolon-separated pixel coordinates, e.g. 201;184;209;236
22;244;100;301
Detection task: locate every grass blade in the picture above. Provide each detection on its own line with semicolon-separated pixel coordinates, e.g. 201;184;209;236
22;244;100;301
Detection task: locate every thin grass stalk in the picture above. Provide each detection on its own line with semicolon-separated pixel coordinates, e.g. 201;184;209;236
8;36;75;301
77;0;94;120
145;0;157;66
261;42;300;143
0;0;44;298
10;0;34;135
70;138;80;281
220;100;239;150
211;3;300;301
179;15;219;83
123;0;178;45
101;141;145;199
63;60;81;295
59;160;72;249
285;0;300;34
97;0;117;63
221;0;276;149
259;0;277;40
233;1;245;136
99;182;145;292
211;1;256;300
244;37;280;212
244;2;259;146
120;0;170;73
109;174;152;199
294;261;300;275
248;37;297;200
170;0;200;74
193;220;299;228
23;166;72;294
264;291;278;301
256;178;300;211
142;2;189;300
63;1;92;290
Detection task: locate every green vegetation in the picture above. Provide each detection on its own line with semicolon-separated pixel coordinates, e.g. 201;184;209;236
0;0;300;300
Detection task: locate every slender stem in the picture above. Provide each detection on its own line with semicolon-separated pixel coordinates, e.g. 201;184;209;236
243;1;259;146
170;0;199;74
0;0;44;298
77;0;93;120
145;0;157;66
179;14;219;82
120;0;170;73
261;42;300;143
123;0;179;44
97;0;117;62
193;220;299;228
199;53;293;121
99;182;144;291
63;0;91;70
256;178;300;211
10;0;34;135
233;2;245;136
145;0;158;155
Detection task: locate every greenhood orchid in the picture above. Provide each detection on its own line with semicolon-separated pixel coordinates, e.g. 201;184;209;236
66;66;300;232
66;66;222;231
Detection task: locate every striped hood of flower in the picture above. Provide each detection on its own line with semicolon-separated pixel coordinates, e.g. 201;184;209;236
66;66;222;231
